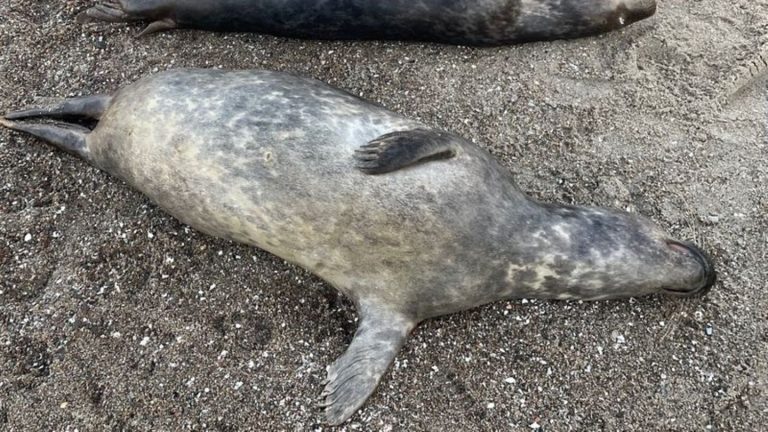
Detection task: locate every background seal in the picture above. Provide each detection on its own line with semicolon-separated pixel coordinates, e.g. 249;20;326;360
79;0;657;45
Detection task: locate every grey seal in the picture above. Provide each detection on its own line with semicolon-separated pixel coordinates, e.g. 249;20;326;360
0;69;715;425
79;0;657;45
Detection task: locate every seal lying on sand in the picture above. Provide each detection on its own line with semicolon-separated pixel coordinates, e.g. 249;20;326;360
79;0;657;45
0;69;715;425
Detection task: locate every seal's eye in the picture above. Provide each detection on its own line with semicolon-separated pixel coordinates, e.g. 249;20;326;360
618;16;626;26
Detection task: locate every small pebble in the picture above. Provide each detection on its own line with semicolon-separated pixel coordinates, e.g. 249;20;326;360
705;215;720;224
611;331;626;345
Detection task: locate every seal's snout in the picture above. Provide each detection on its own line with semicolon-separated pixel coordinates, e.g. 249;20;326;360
664;240;717;297
622;0;657;24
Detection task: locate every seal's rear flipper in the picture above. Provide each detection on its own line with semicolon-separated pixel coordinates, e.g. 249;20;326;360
0;118;90;160
321;304;416;425
5;95;112;121
137;18;177;37
79;1;178;36
355;129;460;174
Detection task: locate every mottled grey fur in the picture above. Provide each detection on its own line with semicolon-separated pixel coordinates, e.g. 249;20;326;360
80;0;657;45
0;69;715;425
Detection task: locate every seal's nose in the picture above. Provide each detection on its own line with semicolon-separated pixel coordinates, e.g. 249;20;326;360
624;0;657;24
665;240;717;296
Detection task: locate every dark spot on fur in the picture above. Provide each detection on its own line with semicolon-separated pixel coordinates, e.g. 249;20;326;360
510;268;538;285
542;275;560;291
552;254;577;276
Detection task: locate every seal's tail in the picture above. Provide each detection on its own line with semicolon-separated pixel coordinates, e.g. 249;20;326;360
1;95;112;160
4;95;112;121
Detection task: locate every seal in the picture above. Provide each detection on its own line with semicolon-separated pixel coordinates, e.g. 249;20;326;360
78;0;657;45
0;68;715;425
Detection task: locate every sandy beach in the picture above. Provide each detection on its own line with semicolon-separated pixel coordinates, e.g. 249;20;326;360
0;1;766;430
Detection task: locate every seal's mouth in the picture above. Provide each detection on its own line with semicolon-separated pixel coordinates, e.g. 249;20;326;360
627;6;657;24
662;240;717;297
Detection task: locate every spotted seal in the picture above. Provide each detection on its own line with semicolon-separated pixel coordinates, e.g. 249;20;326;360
0;68;715;425
79;0;657;45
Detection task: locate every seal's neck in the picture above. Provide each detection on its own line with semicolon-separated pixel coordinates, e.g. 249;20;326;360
491;204;661;302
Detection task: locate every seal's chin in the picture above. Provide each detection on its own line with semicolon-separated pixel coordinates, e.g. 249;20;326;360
661;240;717;297
622;0;657;24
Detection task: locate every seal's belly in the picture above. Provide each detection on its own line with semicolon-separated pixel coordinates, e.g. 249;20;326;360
86;70;479;299
108;127;461;302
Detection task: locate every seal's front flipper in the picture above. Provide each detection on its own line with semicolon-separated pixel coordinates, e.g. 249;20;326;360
137;18;177;37
321;304;416;425
79;1;178;35
355;128;460;174
0;118;90;160
79;1;134;23
5;95;112;121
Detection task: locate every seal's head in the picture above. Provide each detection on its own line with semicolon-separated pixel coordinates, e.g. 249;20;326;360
508;204;716;301
515;0;657;42
609;0;658;29
660;239;717;297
